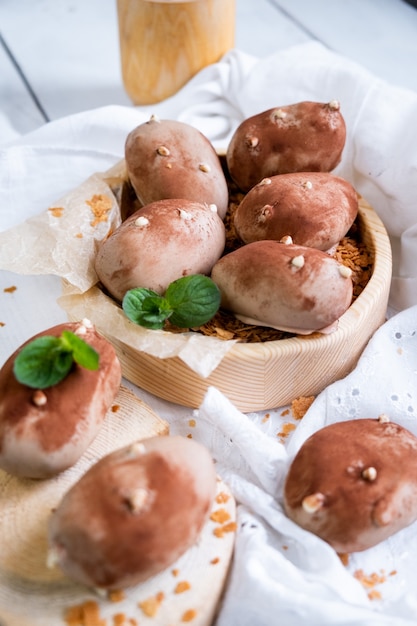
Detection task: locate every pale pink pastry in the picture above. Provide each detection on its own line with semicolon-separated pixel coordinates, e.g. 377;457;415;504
48;435;217;589
95;198;226;300
227;100;346;192
125;117;229;218
284;417;417;553
0;321;121;479
234;172;358;251
211;239;353;334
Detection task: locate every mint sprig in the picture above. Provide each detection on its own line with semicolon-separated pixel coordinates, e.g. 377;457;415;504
13;330;99;389
122;274;221;330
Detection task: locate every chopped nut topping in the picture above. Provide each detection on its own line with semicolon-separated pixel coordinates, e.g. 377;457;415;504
280;235;293;245
378;413;390;423
134;216;150;227
303;180;313;190
46;546;60;569
246;135;259;148
328;99;341;110
273;108;287;120
199;163;211;173
362;466;377;481
339;265;353;279
157;145;170;156
179;209;191;220
32;390;47;407
291;255;305;269
208;203;218;213
149;114;160;122
128;441;146;456
259;204;273;222
302;492;325;514
259;177;272;186
126;488;149;513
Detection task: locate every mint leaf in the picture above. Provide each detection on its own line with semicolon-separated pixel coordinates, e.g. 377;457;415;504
122;275;221;330
13;336;74;389
167;275;221;327
13;330;100;389
61;330;100;370
122;288;172;329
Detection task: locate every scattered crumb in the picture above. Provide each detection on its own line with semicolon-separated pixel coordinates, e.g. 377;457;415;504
210;557;220;565
368;589;382;601
75;232;84;238
291;396;315;420
215;492;230;504
86;194;113;227
210;508;231;524
111;404;120;413
181;609;197;622
172;568;180;577
338;553;350;566
281;408;290;417
108;590;125;603
262;413;270;423
277;423;296;439
64;600;105;626
282;545;288;551
0;322;5;327
3;285;17;293
186;433;193;439
174;581;191;594
213;521;238;538
138;592;164;617
188;419;196;427
48;206;64;218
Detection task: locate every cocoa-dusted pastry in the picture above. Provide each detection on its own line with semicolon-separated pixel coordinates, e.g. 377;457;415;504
95;198;226;300
284;417;417;553
0;320;121;479
226;100;346;192
211;239;353;334
233;172;358;251
47;435;217;590
125;116;229;218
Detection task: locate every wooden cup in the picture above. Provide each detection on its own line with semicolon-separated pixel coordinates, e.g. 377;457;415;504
117;0;236;104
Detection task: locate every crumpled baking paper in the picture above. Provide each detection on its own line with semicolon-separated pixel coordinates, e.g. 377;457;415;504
1;41;417;624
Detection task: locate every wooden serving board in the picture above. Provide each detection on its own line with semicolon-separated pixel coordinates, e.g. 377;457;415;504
0;386;236;626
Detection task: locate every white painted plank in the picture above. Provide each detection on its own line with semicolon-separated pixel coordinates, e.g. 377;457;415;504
0;39;45;141
271;0;417;92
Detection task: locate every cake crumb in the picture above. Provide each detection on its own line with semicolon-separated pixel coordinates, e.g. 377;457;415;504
181;609;197;622
277;423;296;439
111;404;121;413
3;285;17;293
281;408;290;417
172;568;180;577
139;592;164;617
64;600;105;626
210;508;231;524
215;492;230;504
291;396;315;420
175;581;191;594
213;521;237;538
188;419;196;427
108;589;125;603
86;194;113;227
338;553;350;566
210;557;220;565
49;206;64;218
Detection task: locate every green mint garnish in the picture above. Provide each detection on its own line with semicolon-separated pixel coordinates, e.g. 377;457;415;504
122;274;221;330
13;330;99;389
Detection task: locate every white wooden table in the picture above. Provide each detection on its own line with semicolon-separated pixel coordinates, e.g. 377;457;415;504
1;0;417;143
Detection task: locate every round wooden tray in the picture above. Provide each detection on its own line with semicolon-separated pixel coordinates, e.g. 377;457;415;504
75;196;391;413
0;386;236;626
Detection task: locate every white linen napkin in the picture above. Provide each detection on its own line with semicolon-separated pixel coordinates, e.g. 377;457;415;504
1;41;417;624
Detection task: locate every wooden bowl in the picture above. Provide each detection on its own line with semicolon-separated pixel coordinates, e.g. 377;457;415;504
79;195;391;413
